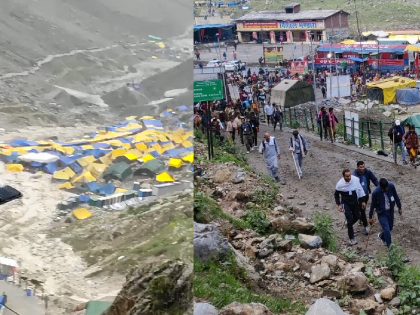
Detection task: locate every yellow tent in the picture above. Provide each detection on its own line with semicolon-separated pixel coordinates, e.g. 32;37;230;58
135;143;148;151
404;44;420;52
123;152;139;161
156;172;174;182
140;116;155;120
156;42;165;48
6;164;24;172
99;153;112;165
81;145;94;150
57;146;75;155
366;76;417;104
72;208;92;220
182;140;193;148
115;188;128;193
111;149;127;159
141;154;155;162
169;158;183;168
163;142;175;150
182;153;194;163
77;156;96;167
87;163;108;178
126;116;138;120
58;182;75;189
53;167;76;180
72;171;96;183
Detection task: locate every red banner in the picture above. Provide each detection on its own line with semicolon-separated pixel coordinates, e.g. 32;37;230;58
366;59;404;66
314;58;355;65
290;61;309;74
242;21;278;29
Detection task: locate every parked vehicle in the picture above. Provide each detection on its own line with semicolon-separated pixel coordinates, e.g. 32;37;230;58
206;60;222;67
224;60;246;71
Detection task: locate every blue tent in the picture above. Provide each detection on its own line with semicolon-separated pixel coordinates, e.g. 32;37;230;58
30;162;44;167
149;151;161;158
92;143;111;149
143;119;163;127
164;148;189;157
9;139;39;147
177;105;189;111
44;163;58;174
98;183;116;195
87;181;101;192
79;195;90;203
69;162;82;174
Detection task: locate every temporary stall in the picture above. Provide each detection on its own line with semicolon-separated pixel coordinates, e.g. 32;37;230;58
168;158;183;168
53;167;76;180
156;172;175;182
6;164;24;172
72;208;92;220
403;114;420;134
0;257;18;279
367;77;417;104
103;162;133;180
135;159;166;176
18;152;60;164
271;80;315;108
396;88;420;105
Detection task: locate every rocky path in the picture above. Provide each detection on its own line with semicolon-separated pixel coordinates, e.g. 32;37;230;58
242;123;420;264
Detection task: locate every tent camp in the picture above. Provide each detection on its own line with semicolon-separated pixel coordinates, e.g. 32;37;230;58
103;162;133;180
403;114;420;134
367;77;417;105
396;88;420;105
270;80;315;108
134;159;166;176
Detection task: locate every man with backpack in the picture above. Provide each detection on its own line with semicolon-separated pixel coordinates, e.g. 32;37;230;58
241;118;253;153
288;130;308;179
273;104;283;131
259;132;281;182
387;120;407;164
352;161;379;235
250;111;259;148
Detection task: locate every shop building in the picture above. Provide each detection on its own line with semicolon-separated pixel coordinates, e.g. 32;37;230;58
234;3;349;44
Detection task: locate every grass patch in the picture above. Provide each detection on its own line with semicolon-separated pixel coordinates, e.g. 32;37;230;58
312;211;338;252
194;251;306;314
194;190;250;230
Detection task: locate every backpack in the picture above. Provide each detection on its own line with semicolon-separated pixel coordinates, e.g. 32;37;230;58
274;110;282;121
262;138;278;153
242;123;251;135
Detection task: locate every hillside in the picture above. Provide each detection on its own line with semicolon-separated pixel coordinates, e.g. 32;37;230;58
202;0;420;33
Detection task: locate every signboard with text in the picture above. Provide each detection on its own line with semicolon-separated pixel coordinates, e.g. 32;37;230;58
290;60;308;74
279;21;324;29
264;46;284;62
315;58;356;65
194;80;224;102
242;21;278;28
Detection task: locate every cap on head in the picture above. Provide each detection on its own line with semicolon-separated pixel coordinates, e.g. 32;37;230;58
395;120;401;126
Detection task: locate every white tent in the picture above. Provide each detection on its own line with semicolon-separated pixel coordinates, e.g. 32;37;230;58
18;152;60;164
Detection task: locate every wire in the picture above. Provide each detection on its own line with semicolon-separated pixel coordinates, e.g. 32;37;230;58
2;304;21;315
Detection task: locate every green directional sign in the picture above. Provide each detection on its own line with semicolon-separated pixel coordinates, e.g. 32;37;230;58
194;80;224;102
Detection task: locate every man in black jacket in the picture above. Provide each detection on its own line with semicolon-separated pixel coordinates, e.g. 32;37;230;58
388;120;407;164
352;161;379;234
335;169;366;246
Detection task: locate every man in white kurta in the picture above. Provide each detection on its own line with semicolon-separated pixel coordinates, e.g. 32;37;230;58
259;132;281;182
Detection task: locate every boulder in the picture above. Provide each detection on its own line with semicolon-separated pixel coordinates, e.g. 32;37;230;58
276;239;293;252
274;262;292;271
244;238;263;259
305;298;349;315
320;255;338;268
388;297;400;307
270;216;314;234
310;263;331;284
195;303;219;315
299;234;322;249
219;302;273;315
380;285;396;300
102;260;192;315
337;272;368;293
350;299;380;315
385;309;394;315
232;172;246;184
374;293;383;304
194;222;229;262
214;168;232;183
258;248;274;258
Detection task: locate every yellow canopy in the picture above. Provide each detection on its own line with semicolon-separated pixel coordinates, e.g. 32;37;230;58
99;154;112;165
72;171;96;183
126;116;138;120
111;149;127;159
77;156;96;167
72;208;92;220
404;44;420;52
135;143;148;151
366;76;417;104
141;116;155;120
123;152;139;161
156;42;166;48
169;158;183;168
156;172;174;182
182;140;193;148
141;154;155;162
115;188;128;193
58;182;75;189
182;153;194;163
6;164;24;172
87;163;108;178
53;167;76;180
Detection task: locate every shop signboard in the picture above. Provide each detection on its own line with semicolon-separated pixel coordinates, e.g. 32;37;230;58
242;21;278;28
194;80;224;102
263;46;284;62
279;21;324;29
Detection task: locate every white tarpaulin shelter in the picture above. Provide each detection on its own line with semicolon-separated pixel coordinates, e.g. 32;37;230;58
18;152;60;164
0;257;18;277
326;75;351;98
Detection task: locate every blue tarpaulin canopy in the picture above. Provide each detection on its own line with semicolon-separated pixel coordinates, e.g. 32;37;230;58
396;88;420;105
87;181;101;192
194;23;234;30
348;57;368;62
143;119;163;127
98;183;116;195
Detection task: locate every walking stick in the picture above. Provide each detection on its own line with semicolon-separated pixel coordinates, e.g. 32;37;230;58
365;212;375;249
291;151;301;179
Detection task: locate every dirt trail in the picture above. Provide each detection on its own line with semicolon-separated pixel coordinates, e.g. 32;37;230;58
245;123;420;264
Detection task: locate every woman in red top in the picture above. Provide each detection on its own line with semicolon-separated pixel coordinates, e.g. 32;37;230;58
403;124;419;166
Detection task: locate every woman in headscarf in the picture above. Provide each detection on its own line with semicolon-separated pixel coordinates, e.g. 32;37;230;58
403;124;419;167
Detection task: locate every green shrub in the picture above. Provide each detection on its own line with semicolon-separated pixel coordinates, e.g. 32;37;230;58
312;211;338;252
398;265;420;309
385;242;406;277
241;209;270;234
194;251;306;314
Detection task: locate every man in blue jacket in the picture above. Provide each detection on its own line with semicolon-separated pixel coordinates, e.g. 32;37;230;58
352;161;379;235
369;178;402;247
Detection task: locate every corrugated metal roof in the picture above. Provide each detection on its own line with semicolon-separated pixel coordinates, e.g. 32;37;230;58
284;2;301;8
235;10;349;22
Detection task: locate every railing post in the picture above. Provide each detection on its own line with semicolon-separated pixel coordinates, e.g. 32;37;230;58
289;108;292;127
293;107;297;127
343;114;346;142
361;121;364;146
379;121;384;150
368;121;372;148
351;118;355;144
303;108;309;132
309;109;315;132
